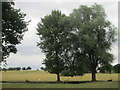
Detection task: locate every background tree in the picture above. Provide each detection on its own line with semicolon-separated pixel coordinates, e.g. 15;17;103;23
41;67;46;71
22;67;26;70
69;3;116;81
0;67;1;71
113;64;120;73
26;66;31;70
97;64;113;73
1;2;28;63
37;10;67;81
7;67;21;71
2;68;7;71
16;67;21;71
8;67;14;71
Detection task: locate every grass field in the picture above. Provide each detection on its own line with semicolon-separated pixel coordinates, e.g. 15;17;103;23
0;70;119;81
2;82;119;88
0;70;119;88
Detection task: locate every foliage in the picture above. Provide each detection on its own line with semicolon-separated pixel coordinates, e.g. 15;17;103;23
69;3;116;81
16;67;21;70
37;10;67;81
2;67;21;71
113;64;120;73
1;2;28;63
97;64;113;73
37;3;116;81
2;68;7;71
22;67;26;70
26;66;31;70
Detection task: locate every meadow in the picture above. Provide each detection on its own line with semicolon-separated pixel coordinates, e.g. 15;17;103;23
0;70;119;88
2;82;119;88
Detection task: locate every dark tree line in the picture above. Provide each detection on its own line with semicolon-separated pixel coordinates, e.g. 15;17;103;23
1;66;32;71
2;67;21;71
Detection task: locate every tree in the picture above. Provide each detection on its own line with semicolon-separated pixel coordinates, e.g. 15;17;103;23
69;3;116;81
41;67;46;71
98;64;113;73
22;67;26;70
1;2;28;63
8;67;14;71
2;68;7;71
37;10;68;81
113;64;120;73
16;67;21;70
26;66;31;70
0;67;1;71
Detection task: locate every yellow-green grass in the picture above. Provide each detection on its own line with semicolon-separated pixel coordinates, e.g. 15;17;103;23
2;82;119;88
0;70;119;82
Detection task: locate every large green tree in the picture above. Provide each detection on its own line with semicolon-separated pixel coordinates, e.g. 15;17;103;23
1;2;28;63
69;3;116;81
36;10;68;81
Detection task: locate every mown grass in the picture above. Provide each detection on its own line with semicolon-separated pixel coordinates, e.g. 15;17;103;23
0;70;119;82
2;81;119;88
0;70;119;88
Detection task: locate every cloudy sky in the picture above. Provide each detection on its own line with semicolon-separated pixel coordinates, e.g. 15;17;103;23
3;0;119;70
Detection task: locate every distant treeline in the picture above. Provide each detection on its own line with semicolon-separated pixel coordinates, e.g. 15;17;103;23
1;66;32;71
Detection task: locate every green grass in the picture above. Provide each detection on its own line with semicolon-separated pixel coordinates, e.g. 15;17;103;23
2;82;119;88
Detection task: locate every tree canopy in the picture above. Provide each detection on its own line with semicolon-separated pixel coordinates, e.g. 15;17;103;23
68;3;116;81
37;10;67;81
1;2;28;63
37;3;116;81
27;66;32;70
70;3;116;81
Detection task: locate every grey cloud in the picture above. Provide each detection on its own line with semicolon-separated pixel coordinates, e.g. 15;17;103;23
17;46;43;55
6;54;45;69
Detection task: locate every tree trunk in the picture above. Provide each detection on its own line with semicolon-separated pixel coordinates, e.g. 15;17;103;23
57;73;60;81
92;70;96;81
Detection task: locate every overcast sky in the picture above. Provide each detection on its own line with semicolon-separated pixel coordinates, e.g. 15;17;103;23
3;0;119;70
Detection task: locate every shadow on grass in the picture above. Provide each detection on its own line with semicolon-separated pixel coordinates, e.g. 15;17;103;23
1;80;113;84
